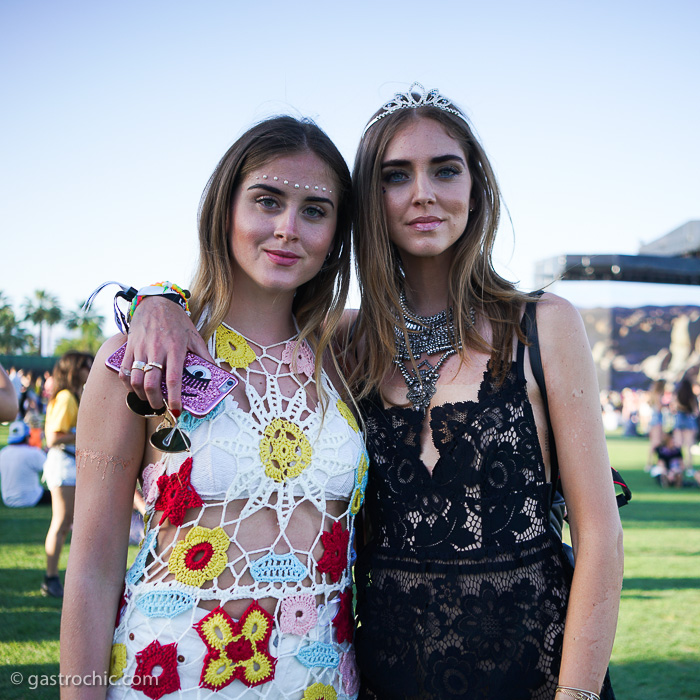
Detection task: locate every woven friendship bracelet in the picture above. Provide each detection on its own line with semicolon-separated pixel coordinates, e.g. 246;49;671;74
556;686;601;700
128;281;191;321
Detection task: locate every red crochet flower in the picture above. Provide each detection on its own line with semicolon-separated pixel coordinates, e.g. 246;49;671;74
317;521;349;583
154;457;203;526
194;602;276;690
332;589;354;644
131;639;180;699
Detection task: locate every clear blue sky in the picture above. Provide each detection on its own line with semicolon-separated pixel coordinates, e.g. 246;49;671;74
2;0;699;345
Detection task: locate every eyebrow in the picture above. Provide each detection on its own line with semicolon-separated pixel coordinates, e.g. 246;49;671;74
247;183;335;208
381;154;467;168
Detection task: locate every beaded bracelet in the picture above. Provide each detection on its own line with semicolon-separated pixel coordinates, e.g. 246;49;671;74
555;686;601;700
128;281;191;321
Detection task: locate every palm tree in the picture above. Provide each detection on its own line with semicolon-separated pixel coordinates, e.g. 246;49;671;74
0;291;34;354
22;290;63;356
59;300;105;354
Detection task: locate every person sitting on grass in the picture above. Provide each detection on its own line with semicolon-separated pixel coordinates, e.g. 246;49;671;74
0;421;49;508
651;431;684;488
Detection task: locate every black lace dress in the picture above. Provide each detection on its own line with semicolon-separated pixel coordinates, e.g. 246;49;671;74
355;337;574;700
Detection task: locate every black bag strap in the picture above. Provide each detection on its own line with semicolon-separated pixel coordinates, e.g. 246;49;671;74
523;292;559;509
524;291;631;510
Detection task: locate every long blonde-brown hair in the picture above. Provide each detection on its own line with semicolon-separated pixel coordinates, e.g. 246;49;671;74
189;116;352;396
349;99;529;399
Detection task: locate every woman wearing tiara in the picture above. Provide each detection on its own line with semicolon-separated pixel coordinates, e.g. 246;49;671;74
61;116;365;699
120;84;623;700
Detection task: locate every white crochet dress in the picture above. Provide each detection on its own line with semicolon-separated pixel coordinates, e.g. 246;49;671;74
107;324;367;700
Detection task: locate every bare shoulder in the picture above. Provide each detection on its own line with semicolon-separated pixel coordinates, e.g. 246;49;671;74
534;292;584;338
534;293;597;391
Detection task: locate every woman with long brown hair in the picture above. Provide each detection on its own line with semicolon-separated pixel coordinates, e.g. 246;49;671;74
42;351;93;597
120;84;623;700
61;116;364;699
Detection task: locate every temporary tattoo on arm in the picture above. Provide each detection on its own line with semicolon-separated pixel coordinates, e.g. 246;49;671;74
76;449;135;478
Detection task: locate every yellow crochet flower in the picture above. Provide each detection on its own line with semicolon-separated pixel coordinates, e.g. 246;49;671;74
350;487;364;515
302;683;338;700
168;526;230;587
109;643;127;681
259;418;312;482
357;452;368;484
215;324;256;368
196;603;276;690
336;399;359;433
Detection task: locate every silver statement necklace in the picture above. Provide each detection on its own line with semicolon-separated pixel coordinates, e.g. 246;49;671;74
393;291;474;411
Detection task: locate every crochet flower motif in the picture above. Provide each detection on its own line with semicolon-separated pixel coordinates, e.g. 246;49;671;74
215;324;256;368
302;682;338;700
109;643;127;682
194;602;276;690
282;339;315;377
259;418;313;482
340;649;360;696
131;639;180;699
142;461;166;506
350;451;369;515
336;399;359;433
332;589;354;644
168;526;230;587
279;594;317;635
317;521;349;583
154;457;203;526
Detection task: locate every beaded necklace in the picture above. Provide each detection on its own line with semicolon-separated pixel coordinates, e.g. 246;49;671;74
393;291;474;411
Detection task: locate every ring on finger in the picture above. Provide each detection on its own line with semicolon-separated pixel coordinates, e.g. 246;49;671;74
132;360;147;372
144;361;164;371
122;369;132;377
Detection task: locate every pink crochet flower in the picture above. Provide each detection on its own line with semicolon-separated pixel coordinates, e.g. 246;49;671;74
279;594;318;635
282;339;315;377
142;461;166;506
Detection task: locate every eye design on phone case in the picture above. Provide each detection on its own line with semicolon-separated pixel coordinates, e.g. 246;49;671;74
105;343;238;418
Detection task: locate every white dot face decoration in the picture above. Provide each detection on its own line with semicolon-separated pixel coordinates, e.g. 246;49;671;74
254;176;332;194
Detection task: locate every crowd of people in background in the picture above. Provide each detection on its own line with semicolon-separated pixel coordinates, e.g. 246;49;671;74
600;371;700;488
0;356;146;599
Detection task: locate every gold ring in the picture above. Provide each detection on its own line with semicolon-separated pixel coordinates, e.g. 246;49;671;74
131;360;147;372
145;361;164;371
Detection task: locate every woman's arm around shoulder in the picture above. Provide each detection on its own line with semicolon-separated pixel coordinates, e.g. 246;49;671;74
60;334;148;699
536;292;624;695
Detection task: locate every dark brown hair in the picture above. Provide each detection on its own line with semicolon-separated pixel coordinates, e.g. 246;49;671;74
51;352;93;402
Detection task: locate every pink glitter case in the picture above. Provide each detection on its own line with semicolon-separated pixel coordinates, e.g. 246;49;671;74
105;343;238;417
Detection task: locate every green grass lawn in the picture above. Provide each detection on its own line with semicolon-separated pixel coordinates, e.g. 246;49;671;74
0;429;699;698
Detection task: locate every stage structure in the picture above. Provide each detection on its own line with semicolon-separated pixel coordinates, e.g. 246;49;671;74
535;221;700;288
534;221;700;393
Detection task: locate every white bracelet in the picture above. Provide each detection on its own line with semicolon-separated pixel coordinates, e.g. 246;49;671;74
556;686;601;700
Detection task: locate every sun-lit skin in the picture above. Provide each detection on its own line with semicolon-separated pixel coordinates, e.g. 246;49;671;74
229;152;339;306
381;118;473;284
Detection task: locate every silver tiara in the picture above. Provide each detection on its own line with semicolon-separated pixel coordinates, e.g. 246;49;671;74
362;82;468;136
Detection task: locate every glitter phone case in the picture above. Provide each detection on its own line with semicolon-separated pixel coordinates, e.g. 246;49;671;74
105;343;238;417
